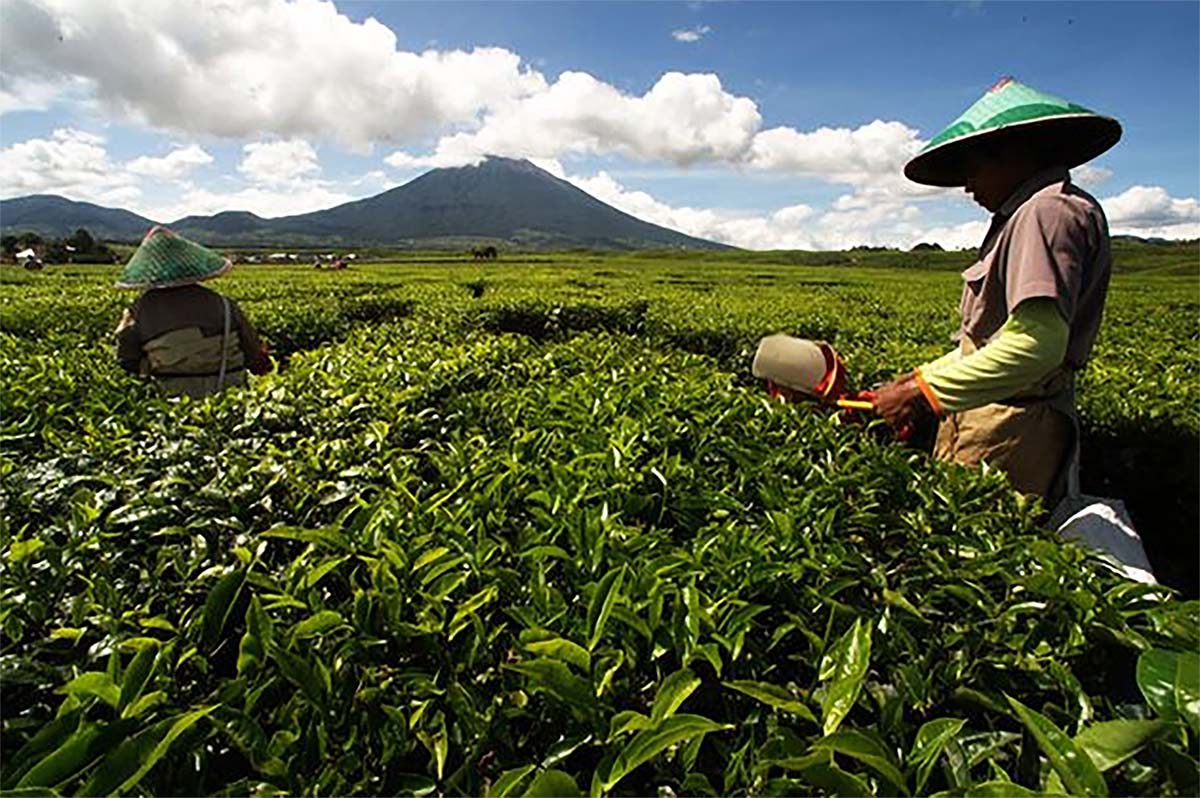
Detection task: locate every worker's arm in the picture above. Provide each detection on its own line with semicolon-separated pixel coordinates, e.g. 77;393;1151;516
231;300;272;375
114;308;142;374
913;297;1069;415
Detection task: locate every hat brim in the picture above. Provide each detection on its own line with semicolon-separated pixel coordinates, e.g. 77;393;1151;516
115;258;233;290
904;114;1122;187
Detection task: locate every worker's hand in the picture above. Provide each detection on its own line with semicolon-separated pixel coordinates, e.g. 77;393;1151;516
872;372;931;431
250;345;274;376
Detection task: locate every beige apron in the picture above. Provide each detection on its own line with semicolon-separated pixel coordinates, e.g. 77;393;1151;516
932;334;1076;507
140;296;246;398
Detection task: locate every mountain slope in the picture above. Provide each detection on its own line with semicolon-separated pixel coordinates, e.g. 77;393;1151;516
268;157;727;249
0;195;155;240
4;157;726;250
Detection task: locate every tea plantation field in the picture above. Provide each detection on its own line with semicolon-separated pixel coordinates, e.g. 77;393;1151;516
1;253;1197;796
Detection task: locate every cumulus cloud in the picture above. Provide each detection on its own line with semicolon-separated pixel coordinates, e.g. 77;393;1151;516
671;25;711;42
0;128;367;221
388;91;940;209
3;0;933;204
238;140;321;185
136;182;356;222
1071;164;1113;190
0;0;547;150
135;137;359;219
559;164;966;250
393;71;762;168
0;127;140;203
1102;185;1199;232
126;144;214;178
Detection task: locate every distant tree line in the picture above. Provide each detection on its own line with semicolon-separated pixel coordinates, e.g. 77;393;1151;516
1;229;119;264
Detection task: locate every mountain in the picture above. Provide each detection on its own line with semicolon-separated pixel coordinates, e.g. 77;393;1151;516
0;194;154;240
2;158;730;250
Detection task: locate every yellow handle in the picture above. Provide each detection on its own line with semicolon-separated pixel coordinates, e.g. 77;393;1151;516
835;399;874;411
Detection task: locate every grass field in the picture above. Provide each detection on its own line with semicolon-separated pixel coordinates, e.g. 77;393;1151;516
1;251;1198;795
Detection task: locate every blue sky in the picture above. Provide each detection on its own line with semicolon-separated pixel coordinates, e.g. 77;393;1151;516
1;0;1196;249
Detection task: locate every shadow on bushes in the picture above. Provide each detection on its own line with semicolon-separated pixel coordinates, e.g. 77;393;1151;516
266;296;416;364
477;300;649;340
1081;420;1199;598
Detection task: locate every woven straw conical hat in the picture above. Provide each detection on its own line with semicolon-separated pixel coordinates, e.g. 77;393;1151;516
904;77;1122;187
116;226;231;289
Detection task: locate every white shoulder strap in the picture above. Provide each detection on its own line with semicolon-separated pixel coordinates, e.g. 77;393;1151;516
1067;415;1082;500
217;295;231;390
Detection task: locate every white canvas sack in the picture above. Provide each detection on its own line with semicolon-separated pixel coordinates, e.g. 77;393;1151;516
1050;421;1157;584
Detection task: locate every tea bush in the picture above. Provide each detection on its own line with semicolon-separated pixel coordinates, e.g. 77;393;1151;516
1;257;1196;796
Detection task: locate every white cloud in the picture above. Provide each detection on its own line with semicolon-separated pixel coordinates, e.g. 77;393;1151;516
135;182;355;222
562;167;942;250
910;220;990;251
0;128;368;221
395;71;762;168
3;0;935;207
671;25;711;42
126;144;213;178
0;0;548;150
239;139;320;185
1102;185;1199;233
1071;164;1113;190
744;120;944;205
0;127;140;203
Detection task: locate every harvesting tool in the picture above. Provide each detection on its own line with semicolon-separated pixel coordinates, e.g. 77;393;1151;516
751;334;911;439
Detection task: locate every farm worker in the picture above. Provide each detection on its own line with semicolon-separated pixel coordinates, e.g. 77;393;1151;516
873;77;1121;506
114;226;272;398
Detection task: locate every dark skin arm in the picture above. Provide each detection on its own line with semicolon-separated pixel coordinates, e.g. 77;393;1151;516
231;300;273;375
114;306;141;374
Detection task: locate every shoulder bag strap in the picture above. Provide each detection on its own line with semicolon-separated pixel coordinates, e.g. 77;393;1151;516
217;295;231;390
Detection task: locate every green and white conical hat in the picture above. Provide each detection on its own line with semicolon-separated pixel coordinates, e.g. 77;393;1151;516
116;226;231;289
904;77;1122;187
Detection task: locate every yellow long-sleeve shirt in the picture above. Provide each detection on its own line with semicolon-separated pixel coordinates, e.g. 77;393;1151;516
915;298;1069;415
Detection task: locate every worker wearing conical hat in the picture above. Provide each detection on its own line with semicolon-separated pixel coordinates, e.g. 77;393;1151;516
114;226;272;398
873;78;1121;507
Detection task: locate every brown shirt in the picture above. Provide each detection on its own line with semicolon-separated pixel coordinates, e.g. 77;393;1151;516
116;284;265;373
957;166;1112;370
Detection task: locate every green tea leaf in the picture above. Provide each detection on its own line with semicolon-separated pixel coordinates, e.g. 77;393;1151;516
1075;720;1169;772
506;659;595;715
1137;648;1200;734
909;717;966;793
586;566;625;652
271;647;327;705
449;585;499;640
650;668;700;724
607;711;653;742
722;680;817;723
523;769;579;798
524;637;591;672
1137;649;1180;722
1006;695;1108;797
302;555;350;589
963;781;1043;797
819;617;872;736
201;567;246;651
488;766;535;798
58;672;120;709
796;756;872;797
15;725;103;789
121;691;167;720
290;610;345;639
81;706;215;796
1176;650;1200;736
813;729;908;795
600;714;731;792
7;538;45;563
118;643;158;712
